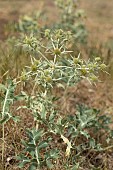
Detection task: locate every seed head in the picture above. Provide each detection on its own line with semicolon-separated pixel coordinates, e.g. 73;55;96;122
90;75;98;82
46;76;52;83
80;67;87;76
54;48;61;55
95;57;101;62
31;64;37;72
100;63;107;70
73;57;81;65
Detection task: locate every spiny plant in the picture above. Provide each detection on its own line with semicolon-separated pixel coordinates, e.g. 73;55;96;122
15;10;44;34
15;29;112;170
54;0;87;44
19;29;106;86
0;0;87;81
13;0;87;44
5;2;45;36
0;79;21;165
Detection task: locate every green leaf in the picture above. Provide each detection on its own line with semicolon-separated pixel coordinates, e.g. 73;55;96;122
0;84;6;91
89;138;95;149
49;149;59;159
12;116;20;123
21;139;27;146
15;93;28;101
0;114;10;124
41;104;47;120
18;161;29;168
57;117;62;125
26;146;35;152
71;163;79;170
18;162;26;168
46;160;53;169
38;141;49;150
29;164;37;170
33;129;44;143
49;112;55;122
18;158;30;168
80;130;90;139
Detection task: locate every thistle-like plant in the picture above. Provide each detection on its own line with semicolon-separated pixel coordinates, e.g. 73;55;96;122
16;29;112;170
20;29;106;87
0;0;88;81
53;0;87;44
0;79;21;164
16;10;44;34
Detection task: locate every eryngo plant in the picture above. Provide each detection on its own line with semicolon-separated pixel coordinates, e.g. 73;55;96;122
0;79;21;164
16;29;112;170
16;11;44;34
20;29;106;87
17;128;59;169
14;0;87;44
18;96;113;169
54;0;87;44
0;79;20;125
54;0;84;23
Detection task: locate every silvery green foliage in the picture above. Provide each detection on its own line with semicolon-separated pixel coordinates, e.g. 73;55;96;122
15;0;87;44
17;29;113;169
54;0;87;44
17;128;59;169
0;79;21;124
18;93;113;169
16;11;43;34
20;29;106;87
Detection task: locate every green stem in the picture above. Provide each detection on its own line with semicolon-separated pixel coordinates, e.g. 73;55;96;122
2;88;9;164
2;124;4;164
35;147;40;168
